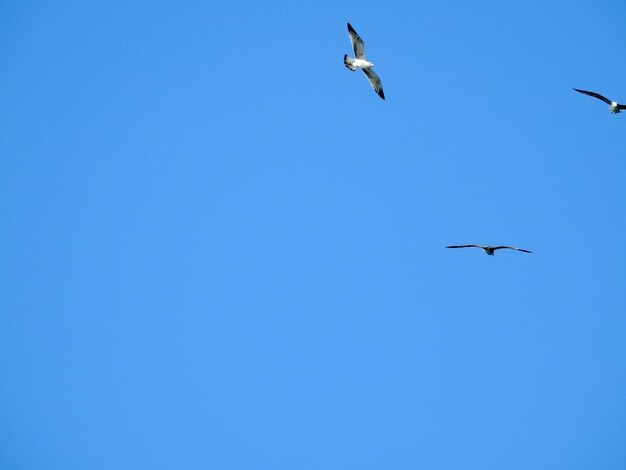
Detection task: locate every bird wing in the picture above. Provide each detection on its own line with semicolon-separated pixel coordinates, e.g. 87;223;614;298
619;104;626;111
492;246;532;253
347;23;365;59
446;245;483;249
573;88;612;105
362;68;385;100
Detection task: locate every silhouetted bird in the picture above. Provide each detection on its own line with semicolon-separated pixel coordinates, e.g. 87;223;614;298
446;245;532;256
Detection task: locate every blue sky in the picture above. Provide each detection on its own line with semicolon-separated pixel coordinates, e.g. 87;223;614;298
2;1;626;468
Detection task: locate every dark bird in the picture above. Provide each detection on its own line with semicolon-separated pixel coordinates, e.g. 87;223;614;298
344;23;385;100
446;245;532;256
573;88;626;114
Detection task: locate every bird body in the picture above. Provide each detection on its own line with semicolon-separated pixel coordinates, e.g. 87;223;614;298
344;23;385;100
353;58;375;69
483;246;496;256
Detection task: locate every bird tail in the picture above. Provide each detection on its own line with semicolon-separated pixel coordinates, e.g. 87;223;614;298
344;54;356;71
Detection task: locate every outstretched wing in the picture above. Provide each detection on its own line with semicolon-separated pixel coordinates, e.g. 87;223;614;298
573;88;612;105
362;68;385;100
347;23;365;59
619;104;626;111
492;246;532;253
446;245;483;249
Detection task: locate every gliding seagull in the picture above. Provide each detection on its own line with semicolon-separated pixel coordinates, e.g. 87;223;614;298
446;245;532;256
344;22;385;100
573;88;626;114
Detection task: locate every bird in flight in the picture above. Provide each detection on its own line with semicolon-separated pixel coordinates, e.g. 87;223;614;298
573;88;626;114
446;245;532;256
344;22;385;100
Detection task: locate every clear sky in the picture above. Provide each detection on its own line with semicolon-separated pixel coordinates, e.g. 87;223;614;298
2;1;626;468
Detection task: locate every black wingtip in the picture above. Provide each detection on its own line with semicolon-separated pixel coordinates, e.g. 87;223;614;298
347;22;355;32
378;90;385;100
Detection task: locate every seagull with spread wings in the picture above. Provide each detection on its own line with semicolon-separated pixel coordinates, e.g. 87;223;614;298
344;22;385;100
446;245;532;256
573;88;626;114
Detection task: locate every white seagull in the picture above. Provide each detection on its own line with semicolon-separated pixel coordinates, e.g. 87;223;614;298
446;245;533;256
573;88;626;114
344;22;385;100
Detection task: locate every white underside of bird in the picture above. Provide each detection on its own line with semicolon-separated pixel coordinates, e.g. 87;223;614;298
349;58;374;70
